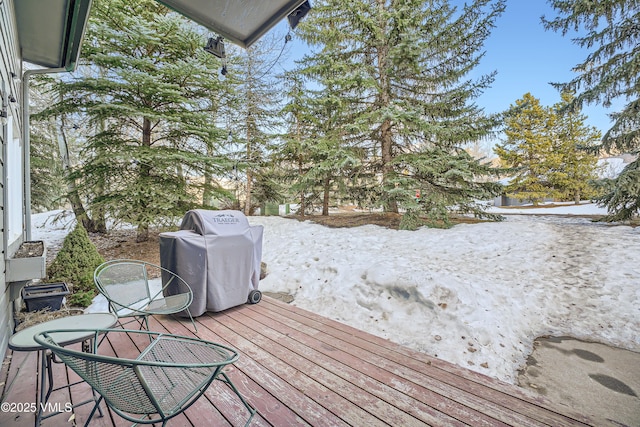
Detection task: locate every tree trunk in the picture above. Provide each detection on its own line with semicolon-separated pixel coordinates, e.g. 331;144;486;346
295;115;306;217
322;177;330;216
136;117;152;243
376;0;397;213
67;190;95;231
137;223;149;243
298;155;306;217
91;199;107;233
244;122;253;216
92;117;107;233
56;116;102;233
203;171;215;207
381;118;397;213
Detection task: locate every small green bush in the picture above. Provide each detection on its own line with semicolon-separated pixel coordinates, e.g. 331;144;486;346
399;210;424;231
47;223;105;308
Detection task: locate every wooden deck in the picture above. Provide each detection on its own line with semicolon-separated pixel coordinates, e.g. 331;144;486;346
0;297;610;426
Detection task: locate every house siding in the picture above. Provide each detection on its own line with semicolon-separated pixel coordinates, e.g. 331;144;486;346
0;0;25;358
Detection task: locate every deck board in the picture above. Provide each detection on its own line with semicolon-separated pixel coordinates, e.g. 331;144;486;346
0;350;38;426
251;299;598;426
0;297;610;426
219;304;466;426
238;302;514;426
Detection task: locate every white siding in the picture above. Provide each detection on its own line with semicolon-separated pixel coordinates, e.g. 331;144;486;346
1;0;25;358
5;116;23;248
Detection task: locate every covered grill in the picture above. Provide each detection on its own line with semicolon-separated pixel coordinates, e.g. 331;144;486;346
159;210;263;316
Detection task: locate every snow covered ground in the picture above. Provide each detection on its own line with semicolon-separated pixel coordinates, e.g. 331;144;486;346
31;203;640;384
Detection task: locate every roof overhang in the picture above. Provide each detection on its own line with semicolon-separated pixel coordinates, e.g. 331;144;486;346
157;0;309;48
14;0;309;71
14;0;93;71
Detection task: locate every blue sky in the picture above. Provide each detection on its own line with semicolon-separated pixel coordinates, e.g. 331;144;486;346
274;1;616;140
467;1;614;135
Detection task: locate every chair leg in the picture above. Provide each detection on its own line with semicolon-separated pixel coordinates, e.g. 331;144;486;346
83;395;104;427
169;310;198;334
218;371;256;427
186;308;198;333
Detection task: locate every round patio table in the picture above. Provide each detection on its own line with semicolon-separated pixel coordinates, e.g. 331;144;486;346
8;312;117;426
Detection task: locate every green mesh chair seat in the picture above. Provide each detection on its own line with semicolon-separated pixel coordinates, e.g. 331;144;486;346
94;259;197;332
34;329;256;427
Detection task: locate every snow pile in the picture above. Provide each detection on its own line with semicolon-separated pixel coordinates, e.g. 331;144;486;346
251;210;640;383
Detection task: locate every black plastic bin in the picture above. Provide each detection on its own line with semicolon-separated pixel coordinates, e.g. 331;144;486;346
22;282;70;312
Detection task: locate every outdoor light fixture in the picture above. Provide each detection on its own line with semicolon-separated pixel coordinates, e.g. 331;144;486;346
287;0;311;30
204;36;229;76
204;36;226;59
0;85;7;125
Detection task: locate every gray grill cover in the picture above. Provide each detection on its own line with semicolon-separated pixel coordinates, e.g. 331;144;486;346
160;210;263;315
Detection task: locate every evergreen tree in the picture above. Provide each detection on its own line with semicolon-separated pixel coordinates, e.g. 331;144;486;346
550;92;601;203
543;1;640;220
37;0;231;241
47;224;105;307
298;62;363;216
29;117;66;212
495;93;559;204
279;72;317;215
201;88;236;209
30;76;77;215
30;131;66;212
593;162;640;222
295;0;505;224
229;35;287;215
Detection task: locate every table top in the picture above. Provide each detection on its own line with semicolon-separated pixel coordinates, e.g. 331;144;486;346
9;312;117;351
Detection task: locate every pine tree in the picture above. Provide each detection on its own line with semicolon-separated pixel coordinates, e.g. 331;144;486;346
278;29;366;216
298;63;363;216
47;224;105;307
279;72;317;215
495;93;559;205
29;131;66;212
31;75;100;228
550;92;601;203
497;92;602;205
235;37;287;215
543;1;640;220
37;0;232;241
295;0;505;224
29;98;66;212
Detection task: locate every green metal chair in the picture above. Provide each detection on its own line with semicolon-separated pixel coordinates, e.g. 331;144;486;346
34;328;257;427
94;259;197;332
